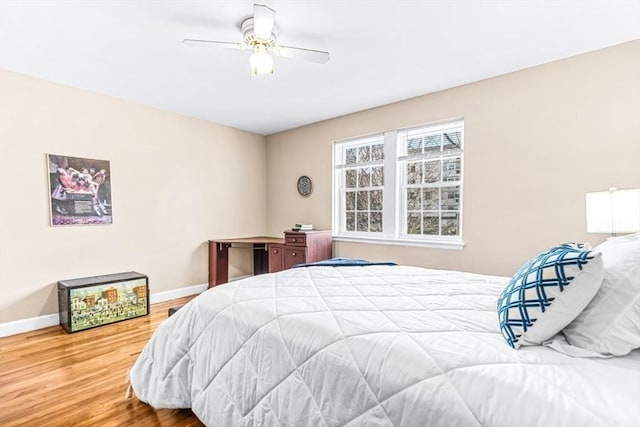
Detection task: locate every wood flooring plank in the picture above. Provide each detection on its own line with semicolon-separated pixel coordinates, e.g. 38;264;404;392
0;296;205;426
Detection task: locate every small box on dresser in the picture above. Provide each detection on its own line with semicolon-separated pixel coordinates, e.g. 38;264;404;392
58;271;149;333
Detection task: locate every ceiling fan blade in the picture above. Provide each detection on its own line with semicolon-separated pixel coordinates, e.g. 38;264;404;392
253;4;276;39
274;45;330;64
183;39;244;50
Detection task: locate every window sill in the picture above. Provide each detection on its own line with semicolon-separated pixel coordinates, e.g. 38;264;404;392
332;235;465;251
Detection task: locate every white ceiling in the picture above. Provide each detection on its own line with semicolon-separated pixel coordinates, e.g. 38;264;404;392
1;1;639;135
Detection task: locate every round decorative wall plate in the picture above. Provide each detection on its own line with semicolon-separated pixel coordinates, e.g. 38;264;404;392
297;175;313;197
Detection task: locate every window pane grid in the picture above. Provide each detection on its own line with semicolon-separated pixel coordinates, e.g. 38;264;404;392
400;124;463;238
404;184;461;236
340;139;384;234
401;129;462;155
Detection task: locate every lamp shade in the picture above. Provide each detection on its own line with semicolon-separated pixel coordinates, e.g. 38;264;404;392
249;51;274;76
586;188;640;234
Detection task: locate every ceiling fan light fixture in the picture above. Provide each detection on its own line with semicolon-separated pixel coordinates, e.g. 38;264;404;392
249;50;274;76
183;3;330;78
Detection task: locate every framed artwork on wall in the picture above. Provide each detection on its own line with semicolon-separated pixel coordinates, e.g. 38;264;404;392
47;154;113;226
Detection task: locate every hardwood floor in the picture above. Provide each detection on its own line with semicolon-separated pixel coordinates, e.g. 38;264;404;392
0;296;205;427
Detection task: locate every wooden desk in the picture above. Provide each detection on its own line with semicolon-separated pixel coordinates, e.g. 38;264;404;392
208;231;333;288
208;237;285;288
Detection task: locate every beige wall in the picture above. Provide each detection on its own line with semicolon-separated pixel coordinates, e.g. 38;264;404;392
2;40;639;325
266;40;640;277
0;70;266;323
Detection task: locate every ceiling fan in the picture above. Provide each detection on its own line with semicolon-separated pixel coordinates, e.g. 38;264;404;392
183;4;330;77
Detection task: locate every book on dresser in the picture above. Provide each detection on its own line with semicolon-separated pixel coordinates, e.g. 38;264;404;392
292;223;314;231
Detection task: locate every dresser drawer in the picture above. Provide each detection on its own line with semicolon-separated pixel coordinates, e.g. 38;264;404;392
285;232;307;246
268;244;285;273
285;248;306;269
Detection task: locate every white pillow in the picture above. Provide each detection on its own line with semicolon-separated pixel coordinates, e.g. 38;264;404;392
497;243;603;349
563;233;640;356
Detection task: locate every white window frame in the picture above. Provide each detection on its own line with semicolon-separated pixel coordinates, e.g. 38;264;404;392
332;134;388;237
332;118;464;250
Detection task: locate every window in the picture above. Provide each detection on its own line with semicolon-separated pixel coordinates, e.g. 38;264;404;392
337;135;385;233
333;119;464;249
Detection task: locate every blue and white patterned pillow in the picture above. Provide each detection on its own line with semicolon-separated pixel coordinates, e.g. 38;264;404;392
498;243;603;349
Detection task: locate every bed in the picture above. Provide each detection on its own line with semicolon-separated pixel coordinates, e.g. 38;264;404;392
130;264;640;426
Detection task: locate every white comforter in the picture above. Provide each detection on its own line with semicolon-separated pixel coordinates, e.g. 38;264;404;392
130;266;640;426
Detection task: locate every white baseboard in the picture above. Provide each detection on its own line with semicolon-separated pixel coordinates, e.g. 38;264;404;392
0;282;209;339
0;313;61;339
148;282;208;304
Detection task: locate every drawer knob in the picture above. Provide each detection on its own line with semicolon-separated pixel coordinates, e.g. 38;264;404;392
292;252;297;256
273;250;278;254
292;238;297;242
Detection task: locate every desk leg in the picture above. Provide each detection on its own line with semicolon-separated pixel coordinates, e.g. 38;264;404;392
253;244;269;276
209;241;229;287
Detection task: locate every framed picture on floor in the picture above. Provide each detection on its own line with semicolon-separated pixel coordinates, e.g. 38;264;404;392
47;154;113;226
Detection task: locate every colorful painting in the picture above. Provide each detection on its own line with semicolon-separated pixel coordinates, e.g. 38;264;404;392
47;154;112;226
69;278;148;332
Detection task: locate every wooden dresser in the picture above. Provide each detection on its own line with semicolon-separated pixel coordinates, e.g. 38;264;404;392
268;230;333;272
